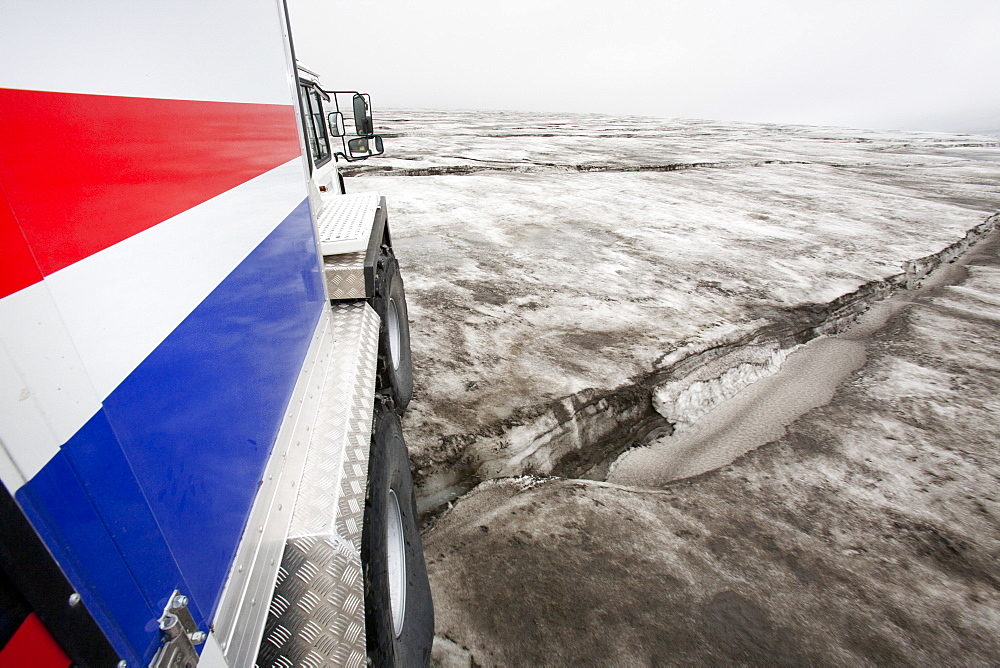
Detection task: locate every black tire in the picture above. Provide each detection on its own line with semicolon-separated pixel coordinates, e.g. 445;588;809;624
362;404;434;667
371;246;413;413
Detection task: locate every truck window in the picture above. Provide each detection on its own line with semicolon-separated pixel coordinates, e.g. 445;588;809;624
300;84;331;169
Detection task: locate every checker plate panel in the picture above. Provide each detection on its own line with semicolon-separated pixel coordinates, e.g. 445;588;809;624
323;252;367;301
256;302;379;668
316;192;380;256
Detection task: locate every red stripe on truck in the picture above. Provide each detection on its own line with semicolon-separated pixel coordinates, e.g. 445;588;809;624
0;88;301;298
0;184;43;297
0;612;71;668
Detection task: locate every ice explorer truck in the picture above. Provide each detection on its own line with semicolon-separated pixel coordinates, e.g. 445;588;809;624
0;1;433;666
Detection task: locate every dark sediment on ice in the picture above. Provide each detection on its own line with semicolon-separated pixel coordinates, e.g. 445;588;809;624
413;213;999;516
340;159;810;178
423;221;1000;666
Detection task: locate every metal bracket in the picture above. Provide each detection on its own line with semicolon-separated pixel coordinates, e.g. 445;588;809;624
150;591;205;668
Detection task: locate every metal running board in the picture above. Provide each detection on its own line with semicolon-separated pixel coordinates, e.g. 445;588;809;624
316;192;381;256
257;302;380;668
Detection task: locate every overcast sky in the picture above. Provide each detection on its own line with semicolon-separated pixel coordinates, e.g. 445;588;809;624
287;0;1000;133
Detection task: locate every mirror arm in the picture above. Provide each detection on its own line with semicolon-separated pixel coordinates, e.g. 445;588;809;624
335;152;372;163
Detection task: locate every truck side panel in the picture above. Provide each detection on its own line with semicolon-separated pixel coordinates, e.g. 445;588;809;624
16;201;324;661
0;1;323;664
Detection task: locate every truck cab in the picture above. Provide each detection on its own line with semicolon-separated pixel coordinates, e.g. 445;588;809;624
296;66;384;204
298;66;343;205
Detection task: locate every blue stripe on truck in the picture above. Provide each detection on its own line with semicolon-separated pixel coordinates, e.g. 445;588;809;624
17;447;158;666
17;198;324;665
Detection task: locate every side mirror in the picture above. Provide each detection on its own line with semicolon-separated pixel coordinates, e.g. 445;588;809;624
328;111;345;137
353;93;374;136
347;135;384;159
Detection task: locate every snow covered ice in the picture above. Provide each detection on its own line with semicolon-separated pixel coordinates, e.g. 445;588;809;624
346;109;1000;507
421;220;1000;666
350;109;1000;665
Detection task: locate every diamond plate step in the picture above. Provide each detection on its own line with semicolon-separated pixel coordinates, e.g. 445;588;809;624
324;251;366;300
257;302;380;668
317;192;380;256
